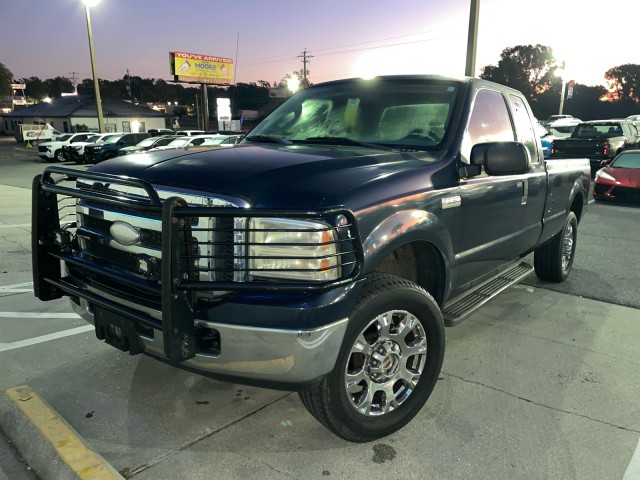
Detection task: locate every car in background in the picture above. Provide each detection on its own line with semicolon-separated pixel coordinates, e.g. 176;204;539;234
37;132;95;162
535;123;554;158
64;133;121;163
626;114;640;122
543;114;575;126
175;130;205;136
593;149;640;203
117;135;181;156
148;128;174;136
199;134;243;148
147;134;216;152
84;132;151;163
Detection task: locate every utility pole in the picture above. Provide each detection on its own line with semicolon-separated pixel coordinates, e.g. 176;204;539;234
297;49;313;86
68;71;80;94
465;0;480;77
126;69;132;100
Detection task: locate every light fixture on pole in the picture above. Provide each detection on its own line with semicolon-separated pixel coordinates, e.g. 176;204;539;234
83;0;105;133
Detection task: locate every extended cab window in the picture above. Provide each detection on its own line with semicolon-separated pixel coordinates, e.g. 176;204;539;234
510;95;539;163
461;89;514;163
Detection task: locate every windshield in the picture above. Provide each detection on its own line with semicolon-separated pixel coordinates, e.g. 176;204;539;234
136;138;157;147
104;135;125;144
246;77;460;152
56;134;72;142
612;152;640;168
167;138;190;147
574;123;623;138
86;135;101;143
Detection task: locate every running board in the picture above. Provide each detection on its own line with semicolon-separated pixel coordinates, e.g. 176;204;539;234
443;261;534;326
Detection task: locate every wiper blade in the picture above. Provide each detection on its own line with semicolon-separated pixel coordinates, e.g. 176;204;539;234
303;136;394;151
244;135;292;145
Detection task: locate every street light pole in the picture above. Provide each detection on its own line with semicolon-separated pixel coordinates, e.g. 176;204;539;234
559;77;567;115
83;0;105;133
465;0;480;77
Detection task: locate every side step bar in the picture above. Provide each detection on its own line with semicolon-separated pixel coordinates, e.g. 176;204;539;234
443;261;534;326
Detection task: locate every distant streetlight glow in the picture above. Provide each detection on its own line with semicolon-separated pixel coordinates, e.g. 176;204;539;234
83;0;105;132
287;77;299;93
43;97;52;103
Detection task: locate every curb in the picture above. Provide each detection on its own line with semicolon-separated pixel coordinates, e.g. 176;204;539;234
0;385;124;480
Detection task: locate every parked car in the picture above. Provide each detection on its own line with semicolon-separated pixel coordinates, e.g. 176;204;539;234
37;132;95;162
199;134;243;148
626;114;640;122
593;149;640;202
117;135;181;156
175;130;205;136
147;134;215;151
550;120;640;175
542;115;582;129
84;133;151;163
63;133;121;163
148;128;174;136
535;123;554;158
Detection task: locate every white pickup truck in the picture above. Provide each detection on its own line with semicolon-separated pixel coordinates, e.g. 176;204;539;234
37;132;95;162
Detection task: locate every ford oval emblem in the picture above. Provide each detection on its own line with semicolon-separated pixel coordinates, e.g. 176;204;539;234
110;221;141;246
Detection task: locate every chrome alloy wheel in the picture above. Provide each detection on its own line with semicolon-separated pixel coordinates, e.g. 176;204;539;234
345;309;427;416
561;223;575;271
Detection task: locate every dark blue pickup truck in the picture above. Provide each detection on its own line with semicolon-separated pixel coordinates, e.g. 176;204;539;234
32;75;590;442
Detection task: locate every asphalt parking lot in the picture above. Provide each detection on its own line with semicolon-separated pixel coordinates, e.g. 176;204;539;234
1;136;639;480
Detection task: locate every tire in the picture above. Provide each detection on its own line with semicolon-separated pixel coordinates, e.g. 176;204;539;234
54;149;65;162
298;273;445;442
534;211;578;282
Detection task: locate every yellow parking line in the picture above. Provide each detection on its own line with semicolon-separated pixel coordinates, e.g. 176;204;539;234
6;385;123;480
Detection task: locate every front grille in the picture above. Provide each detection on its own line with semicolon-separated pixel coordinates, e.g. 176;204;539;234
39;167;362;309
611;186;640;203
38;146;49;153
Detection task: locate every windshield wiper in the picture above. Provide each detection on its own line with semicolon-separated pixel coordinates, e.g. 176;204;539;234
244;135;292;145
302;136;395;151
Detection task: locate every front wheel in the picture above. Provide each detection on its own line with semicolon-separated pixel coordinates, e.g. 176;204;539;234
299;273;445;442
534;211;578;282
54;149;65;162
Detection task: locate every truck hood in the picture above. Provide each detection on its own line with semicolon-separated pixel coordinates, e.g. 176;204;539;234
91;144;439;209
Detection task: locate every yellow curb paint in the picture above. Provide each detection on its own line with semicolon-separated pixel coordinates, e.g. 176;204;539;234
6;385;122;480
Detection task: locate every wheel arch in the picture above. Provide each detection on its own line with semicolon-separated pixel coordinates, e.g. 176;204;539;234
360;210;452;306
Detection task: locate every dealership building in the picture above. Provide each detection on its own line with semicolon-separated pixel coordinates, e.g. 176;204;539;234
1;95;167;136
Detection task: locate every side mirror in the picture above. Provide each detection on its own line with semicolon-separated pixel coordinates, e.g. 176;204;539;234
601;159;611;167
470;141;530;176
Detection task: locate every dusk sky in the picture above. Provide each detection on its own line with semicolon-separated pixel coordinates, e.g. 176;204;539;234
2;0;638;88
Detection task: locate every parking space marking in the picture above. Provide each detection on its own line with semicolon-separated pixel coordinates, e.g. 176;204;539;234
5;385;124;479
0;282;34;293
0;223;31;228
0;312;79;318
0;325;93;353
624;437;640;479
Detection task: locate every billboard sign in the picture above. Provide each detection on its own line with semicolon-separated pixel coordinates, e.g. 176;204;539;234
170;51;234;85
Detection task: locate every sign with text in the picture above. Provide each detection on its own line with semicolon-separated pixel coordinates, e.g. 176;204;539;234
169;51;234;85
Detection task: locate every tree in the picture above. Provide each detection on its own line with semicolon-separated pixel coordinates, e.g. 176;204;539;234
604;64;640;104
0;62;13;96
480;45;558;103
22;76;48;100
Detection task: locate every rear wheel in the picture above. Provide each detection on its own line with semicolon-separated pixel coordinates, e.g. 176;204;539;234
534;211;578;282
299;273;445;442
54;149;65;162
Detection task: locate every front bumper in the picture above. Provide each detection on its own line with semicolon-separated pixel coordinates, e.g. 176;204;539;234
70;295;350;386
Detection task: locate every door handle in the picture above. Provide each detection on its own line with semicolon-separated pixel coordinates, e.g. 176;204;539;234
516;179;529;205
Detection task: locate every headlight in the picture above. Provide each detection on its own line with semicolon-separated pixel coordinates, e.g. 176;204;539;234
595;170;615;181
248;218;339;281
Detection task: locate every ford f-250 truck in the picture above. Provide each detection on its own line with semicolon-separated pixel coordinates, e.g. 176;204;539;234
32;75;590;442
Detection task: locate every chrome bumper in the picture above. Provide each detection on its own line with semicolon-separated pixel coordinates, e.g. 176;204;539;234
71;298;348;384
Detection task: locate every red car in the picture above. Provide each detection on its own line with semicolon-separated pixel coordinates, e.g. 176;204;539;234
593;150;640;202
